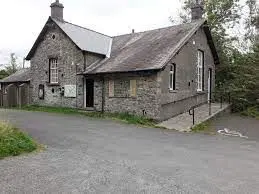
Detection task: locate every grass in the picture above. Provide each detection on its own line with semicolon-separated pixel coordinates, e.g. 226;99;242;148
0;121;38;159
191;121;215;134
241;106;259;120
18;105;159;128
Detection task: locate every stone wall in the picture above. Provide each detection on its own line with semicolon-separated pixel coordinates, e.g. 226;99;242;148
158;26;216;120
93;73;161;120
30;20;102;108
29;21;216;121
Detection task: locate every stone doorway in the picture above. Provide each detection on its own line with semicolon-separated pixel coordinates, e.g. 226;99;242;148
85;79;94;108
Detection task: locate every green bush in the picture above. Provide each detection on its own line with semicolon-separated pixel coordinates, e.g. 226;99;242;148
241;106;259;119
0;122;37;159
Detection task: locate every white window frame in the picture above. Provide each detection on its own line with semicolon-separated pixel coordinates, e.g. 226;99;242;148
50;58;58;84
169;64;176;91
197;50;204;92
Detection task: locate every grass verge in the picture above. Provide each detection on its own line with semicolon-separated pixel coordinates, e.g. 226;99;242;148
18;105;159;128
191;121;215;134
241;106;259;120
0;121;38;159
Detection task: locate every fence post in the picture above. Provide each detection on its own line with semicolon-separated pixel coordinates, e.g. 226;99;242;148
228;92;231;104
189;107;195;125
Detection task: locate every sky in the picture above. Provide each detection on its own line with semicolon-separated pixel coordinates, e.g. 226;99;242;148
0;0;183;66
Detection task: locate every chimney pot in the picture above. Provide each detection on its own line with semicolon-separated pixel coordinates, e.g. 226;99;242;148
191;0;204;20
50;0;64;21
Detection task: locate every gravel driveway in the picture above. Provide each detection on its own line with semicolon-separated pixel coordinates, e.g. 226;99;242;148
1;109;259;193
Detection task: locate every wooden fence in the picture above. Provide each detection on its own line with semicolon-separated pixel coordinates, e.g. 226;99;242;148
0;83;30;108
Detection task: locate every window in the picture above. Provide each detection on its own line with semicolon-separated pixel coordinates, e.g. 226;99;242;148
109;79;137;98
130;80;137;97
169;64;176;91
197;50;204;92
49;58;58;84
108;80;114;97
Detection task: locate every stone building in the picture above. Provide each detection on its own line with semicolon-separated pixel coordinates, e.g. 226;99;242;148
22;0;219;121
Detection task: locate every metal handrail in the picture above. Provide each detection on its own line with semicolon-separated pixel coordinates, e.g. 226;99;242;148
188;91;231;126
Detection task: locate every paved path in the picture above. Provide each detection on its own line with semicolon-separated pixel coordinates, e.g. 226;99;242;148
1;109;259;193
158;103;229;132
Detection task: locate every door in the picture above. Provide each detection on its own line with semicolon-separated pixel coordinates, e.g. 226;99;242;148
85;79;94;108
208;68;212;102
6;84;18;107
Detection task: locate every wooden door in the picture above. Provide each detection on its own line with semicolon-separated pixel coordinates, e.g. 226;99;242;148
7;84;18;107
85;79;94;108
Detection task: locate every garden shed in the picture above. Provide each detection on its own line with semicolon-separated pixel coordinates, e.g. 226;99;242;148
0;68;31;107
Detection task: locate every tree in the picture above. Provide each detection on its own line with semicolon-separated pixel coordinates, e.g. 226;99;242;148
177;0;241;87
5;53;18;75
0;69;9;79
245;0;259;44
175;0;259;111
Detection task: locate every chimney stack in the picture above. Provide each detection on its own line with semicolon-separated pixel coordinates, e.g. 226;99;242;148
191;0;204;20
50;0;64;21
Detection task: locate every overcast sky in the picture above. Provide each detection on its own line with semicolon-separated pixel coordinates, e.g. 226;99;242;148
0;0;183;65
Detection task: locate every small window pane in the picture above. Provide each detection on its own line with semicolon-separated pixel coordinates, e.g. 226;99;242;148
169;64;176;90
50;58;58;84
197;51;204;91
169;73;173;89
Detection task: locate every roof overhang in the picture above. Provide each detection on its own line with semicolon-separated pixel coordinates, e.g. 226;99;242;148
26;18;52;60
203;23;220;65
0;80;31;84
26;17;113;60
160;20;220;69
78;68;160;76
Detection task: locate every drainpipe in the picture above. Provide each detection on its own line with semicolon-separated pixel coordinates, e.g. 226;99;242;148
101;76;105;113
83;52;86;71
75;63;78;108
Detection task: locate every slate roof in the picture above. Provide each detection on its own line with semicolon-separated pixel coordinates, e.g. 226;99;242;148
26;17;219;74
0;68;31;83
53;19;112;57
82;19;217;74
26;17;113;59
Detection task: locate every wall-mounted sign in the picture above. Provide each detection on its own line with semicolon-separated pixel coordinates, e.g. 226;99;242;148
64;85;76;98
38;84;45;100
